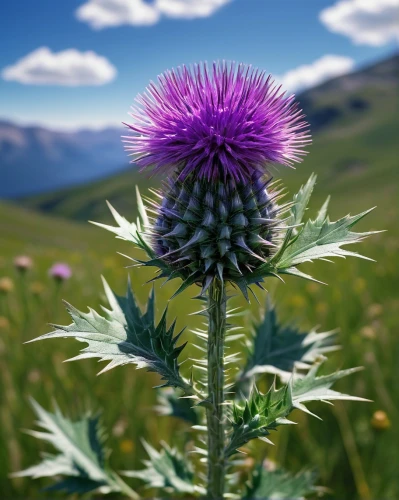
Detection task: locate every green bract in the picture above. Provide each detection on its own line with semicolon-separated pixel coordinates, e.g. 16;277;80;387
149;172;283;294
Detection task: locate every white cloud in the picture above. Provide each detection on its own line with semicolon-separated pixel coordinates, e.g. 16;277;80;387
76;0;160;29
279;55;355;93
76;0;231;29
1;47;117;86
156;0;231;19
320;0;399;46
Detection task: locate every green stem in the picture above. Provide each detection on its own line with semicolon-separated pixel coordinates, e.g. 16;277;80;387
110;471;140;500
206;279;227;499
17;272;30;334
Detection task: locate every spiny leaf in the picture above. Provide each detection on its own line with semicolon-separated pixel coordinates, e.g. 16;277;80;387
242;174;377;286
28;278;192;393
271;175;317;264
94;200;199;296
155;388;199;425
244;466;318;500
291;359;367;413
123;441;205;496
289;173;317;228
237;303;338;389
276;207;378;269
90;196;154;257
12;399;138;497
226;357;367;457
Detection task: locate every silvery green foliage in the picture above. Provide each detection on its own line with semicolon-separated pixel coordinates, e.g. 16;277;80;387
226;358;367;457
244;174;378;287
29;277;192;393
238;302;338;385
91;188;153;257
13;399;137;497
156;388;199;425
243;467;318;500
123;441;205;496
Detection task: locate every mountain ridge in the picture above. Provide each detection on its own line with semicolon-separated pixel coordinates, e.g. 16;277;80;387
0;120;127;197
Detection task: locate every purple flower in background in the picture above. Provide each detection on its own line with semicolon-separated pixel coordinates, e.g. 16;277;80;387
49;263;72;282
14;255;33;272
124;62;310;181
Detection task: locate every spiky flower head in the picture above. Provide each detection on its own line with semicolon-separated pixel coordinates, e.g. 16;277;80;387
124;62;310;182
121;62;311;293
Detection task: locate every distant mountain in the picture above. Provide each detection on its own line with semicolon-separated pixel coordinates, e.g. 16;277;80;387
298;53;398;132
0;122;128;197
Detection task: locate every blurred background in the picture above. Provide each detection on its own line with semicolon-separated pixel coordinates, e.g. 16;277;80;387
0;1;398;498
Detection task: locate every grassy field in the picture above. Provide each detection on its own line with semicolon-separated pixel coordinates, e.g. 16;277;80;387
1;57;398;499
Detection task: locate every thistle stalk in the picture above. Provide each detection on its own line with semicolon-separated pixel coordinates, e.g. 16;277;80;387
206;279;227;499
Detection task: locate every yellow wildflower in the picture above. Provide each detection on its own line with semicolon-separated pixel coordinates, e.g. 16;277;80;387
120;439;134;454
360;326;376;340
367;303;383;318
316;302;328;315
371;411;390;430
0;277;14;293
353;277;366;293
291;295;306;308
0;316;10;329
30;281;45;295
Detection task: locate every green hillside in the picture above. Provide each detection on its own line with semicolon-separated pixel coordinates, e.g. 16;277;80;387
1;55;398;499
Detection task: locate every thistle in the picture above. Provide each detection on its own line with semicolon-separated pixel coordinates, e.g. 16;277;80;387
124;62;310;295
19;62;379;500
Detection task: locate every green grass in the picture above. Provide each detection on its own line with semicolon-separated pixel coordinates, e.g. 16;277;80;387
1;57;398;499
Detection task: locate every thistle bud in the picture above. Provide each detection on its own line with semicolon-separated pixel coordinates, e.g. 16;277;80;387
14;255;33;272
48;263;72;282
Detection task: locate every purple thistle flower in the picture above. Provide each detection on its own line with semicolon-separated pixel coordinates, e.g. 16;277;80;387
124;62;310;181
14;255;33;271
49;263;72;282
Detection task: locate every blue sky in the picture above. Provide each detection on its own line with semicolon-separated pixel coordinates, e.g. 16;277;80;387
1;0;397;130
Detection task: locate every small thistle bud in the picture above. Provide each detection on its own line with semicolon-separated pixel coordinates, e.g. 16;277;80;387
371;410;391;430
0;277;14;294
14;255;33;272
0;316;10;330
48;263;72;282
